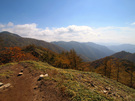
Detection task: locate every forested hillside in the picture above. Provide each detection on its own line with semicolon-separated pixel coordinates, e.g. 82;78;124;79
0;31;65;53
89;56;135;88
0;45;83;70
112;51;135;63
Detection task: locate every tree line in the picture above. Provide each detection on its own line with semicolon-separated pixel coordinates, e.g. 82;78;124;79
89;57;135;88
0;45;83;70
0;45;134;88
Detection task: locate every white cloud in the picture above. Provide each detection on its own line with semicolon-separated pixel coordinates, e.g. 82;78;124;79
131;22;135;25
7;22;14;26
0;24;5;28
0;22;135;44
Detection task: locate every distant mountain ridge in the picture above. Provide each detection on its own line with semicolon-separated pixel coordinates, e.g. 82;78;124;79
0;31;65;53
52;41;114;61
112;51;135;63
108;44;135;53
2;31;134;62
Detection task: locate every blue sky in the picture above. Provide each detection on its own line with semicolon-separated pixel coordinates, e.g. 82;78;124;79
0;0;135;44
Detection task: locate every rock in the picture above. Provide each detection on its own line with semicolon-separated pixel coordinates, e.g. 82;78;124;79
40;74;48;78
103;90;107;94
38;74;44;81
39;74;44;78
38;74;48;81
3;83;11;88
44;74;48;77
105;87;111;91
0;82;3;87
0;83;11;90
17;72;23;76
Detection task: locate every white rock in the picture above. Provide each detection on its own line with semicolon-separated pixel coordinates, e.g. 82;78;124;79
39;74;48;80
39;74;44;78
39;74;48;78
0;82;3;86
44;74;48;77
3;83;11;88
18;72;23;76
0;83;11;90
103;90;107;94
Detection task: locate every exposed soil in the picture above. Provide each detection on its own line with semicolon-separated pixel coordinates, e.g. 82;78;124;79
0;63;69;101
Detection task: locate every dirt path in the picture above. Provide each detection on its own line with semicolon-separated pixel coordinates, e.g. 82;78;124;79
0;64;36;101
0;64;69;101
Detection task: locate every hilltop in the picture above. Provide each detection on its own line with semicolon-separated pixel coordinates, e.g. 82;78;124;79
112;51;135;63
0;31;65;53
0;61;135;101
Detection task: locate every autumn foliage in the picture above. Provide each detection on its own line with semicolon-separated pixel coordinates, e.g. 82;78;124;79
89;57;135;88
0;45;134;89
23;45;83;70
54;50;82;70
0;45;82;70
0;47;37;64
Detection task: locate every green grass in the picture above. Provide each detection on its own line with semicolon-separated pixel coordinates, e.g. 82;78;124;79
0;62;16;78
0;62;17;68
0;70;14;78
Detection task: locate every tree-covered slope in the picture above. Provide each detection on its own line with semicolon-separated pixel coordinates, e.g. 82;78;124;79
112;51;135;63
89;56;135;88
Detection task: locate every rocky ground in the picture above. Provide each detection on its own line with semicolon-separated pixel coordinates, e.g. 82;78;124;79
0;63;68;101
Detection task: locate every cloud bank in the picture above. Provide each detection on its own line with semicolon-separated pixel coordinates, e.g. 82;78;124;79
0;22;135;44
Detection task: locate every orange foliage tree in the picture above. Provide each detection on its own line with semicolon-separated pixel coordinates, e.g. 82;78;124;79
54;50;82;70
0;47;37;64
54;55;70;69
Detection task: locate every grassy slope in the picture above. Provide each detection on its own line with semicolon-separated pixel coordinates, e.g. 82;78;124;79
0;61;135;101
20;61;135;101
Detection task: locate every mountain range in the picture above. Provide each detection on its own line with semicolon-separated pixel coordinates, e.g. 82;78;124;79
108;44;135;53
52;41;114;61
0;31;65;53
1;31;135;62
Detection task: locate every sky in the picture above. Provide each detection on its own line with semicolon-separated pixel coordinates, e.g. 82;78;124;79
0;0;135;45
